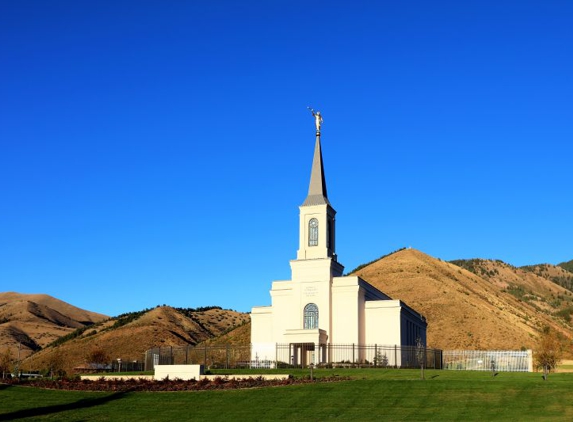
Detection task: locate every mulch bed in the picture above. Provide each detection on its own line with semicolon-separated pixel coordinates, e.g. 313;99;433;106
4;375;350;392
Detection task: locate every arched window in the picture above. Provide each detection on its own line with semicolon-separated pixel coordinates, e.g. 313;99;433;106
304;303;319;329
309;218;318;246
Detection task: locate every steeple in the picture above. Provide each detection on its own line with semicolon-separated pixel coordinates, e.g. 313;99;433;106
302;133;330;207
296;112;338;262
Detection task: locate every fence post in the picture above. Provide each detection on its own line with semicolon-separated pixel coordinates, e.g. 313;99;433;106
352;344;355;364
226;344;230;369
394;345;398;368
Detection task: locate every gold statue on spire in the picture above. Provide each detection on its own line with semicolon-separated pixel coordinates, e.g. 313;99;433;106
307;107;323;133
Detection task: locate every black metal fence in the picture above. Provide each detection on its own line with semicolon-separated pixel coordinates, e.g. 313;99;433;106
276;343;443;369
145;345;252;371
110;360;145;373
143;345;533;372
145;344;443;371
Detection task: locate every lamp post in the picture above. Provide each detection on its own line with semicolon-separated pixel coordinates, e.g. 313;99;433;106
117;358;122;373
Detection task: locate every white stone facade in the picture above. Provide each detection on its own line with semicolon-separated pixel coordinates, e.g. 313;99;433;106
251;132;427;366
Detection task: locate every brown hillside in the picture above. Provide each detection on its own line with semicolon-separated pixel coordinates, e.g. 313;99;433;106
21;306;249;374
452;260;573;331
201;321;251;346
0;292;107;323
353;249;573;352
0;292;108;358
521;263;573;292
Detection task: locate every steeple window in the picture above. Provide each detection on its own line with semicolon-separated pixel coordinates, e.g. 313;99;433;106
309;218;318;246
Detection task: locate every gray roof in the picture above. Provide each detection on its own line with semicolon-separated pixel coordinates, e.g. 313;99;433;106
302;134;330;207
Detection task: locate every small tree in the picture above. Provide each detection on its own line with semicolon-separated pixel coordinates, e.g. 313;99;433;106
416;337;425;380
534;327;563;381
47;349;66;379
373;350;388;368
86;347;110;371
0;349;13;378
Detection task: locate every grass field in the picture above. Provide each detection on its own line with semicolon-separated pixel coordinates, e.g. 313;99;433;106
1;369;572;421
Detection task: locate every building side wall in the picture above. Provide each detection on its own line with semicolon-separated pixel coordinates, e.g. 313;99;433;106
364;300;402;345
331;277;361;344
251;306;277;361
251;343;277;362
400;305;427;346
269;281;295;345
251;306;273;344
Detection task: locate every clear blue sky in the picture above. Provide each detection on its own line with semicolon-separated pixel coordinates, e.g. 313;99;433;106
1;1;571;317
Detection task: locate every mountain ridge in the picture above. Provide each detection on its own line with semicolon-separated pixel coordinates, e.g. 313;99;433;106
353;249;573;351
4;249;573;372
558;259;573;274
19;305;249;374
0;292;108;358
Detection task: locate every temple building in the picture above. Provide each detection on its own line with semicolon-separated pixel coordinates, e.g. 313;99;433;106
251;117;427;367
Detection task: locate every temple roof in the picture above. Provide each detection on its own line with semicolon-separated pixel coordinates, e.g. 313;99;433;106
302;134;330;207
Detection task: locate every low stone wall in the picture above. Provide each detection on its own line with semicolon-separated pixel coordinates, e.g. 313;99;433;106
81;374;289;381
155;364;203;381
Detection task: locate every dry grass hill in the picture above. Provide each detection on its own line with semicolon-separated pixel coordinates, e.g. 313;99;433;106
201;320;251;346
557;259;573;274
352;249;573;353
20;305;249;374
521;262;573;292
0;292;107;359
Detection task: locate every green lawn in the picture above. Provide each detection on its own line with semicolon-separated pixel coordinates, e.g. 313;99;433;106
1;369;572;421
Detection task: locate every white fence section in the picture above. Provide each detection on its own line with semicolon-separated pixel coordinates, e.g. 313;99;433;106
443;350;533;372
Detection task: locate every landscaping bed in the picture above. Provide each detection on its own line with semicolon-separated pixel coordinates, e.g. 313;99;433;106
3;375;349;392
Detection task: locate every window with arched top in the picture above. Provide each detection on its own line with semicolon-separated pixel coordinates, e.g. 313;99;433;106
304;303;319;329
309;218;318;246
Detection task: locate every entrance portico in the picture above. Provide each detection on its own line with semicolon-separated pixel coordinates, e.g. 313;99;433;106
284;328;328;366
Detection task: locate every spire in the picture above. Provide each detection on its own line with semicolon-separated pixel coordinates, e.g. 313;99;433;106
302;133;330;206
